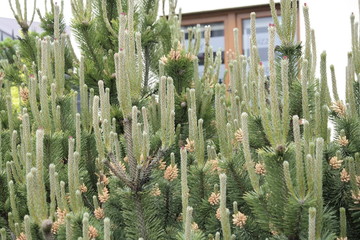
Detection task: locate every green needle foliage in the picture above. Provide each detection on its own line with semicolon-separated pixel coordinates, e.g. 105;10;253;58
1;0;360;239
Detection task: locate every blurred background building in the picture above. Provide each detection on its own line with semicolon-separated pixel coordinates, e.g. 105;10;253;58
0;17;41;41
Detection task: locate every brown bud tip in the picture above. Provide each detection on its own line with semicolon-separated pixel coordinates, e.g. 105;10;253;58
120;12;126;16
69;136;73;139
304;3;307;6
120;48;123;51
275;145;286;155
259;61;263;66
41;219;53;233
283;56;288;60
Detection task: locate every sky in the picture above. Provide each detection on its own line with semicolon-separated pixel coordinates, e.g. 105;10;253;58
1;0;359;100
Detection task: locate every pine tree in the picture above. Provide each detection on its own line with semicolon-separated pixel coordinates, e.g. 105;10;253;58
1;0;360;239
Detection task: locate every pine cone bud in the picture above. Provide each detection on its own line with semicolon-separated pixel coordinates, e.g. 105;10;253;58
255;163;266;175
340;168;350;182
351;190;360;204
234;129;243;143
331;101;346;117
338;136;349;146
158;159;166;170
160;56;168;64
98;187;110;203
88;225;99;239
94;207;105;219
164;164;179;181
207;159;221;173
16;233;26;240
191;222;199;231
329;157;343;169
215;208;221;220
151;186;161;196
96;173;109;185
208;192;220;205
185;138;195;152
56;208;67;223
51;221;61;234
232;212;247;228
20;87;29;102
79;183;88;193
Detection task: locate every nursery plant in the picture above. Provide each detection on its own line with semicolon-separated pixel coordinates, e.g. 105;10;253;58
1;0;360;239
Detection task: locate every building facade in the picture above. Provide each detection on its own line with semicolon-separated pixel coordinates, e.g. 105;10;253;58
181;2;283;81
177;0;357;98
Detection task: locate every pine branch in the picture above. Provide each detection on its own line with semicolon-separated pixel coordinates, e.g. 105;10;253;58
103;153;133;188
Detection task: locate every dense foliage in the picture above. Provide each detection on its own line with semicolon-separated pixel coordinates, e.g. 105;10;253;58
1;0;360;239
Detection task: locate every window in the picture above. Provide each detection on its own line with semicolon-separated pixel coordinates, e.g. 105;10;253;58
181;3;299;83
